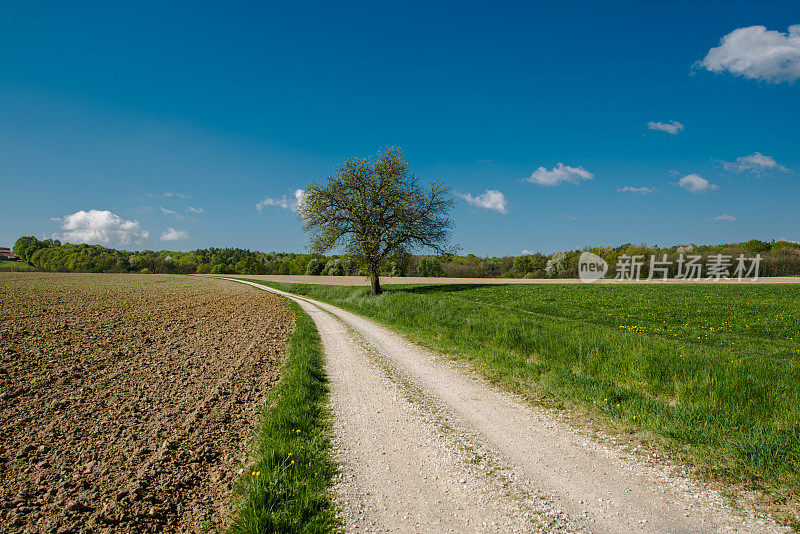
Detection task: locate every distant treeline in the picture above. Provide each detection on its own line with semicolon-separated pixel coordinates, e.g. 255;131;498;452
10;236;800;278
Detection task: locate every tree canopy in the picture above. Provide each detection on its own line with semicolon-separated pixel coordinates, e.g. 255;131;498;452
300;148;454;294
8;236;800;279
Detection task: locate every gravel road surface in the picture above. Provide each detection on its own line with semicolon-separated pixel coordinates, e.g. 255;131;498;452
224;278;786;533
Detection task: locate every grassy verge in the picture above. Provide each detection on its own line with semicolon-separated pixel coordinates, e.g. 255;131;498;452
0;260;35;271
251;281;800;523
229;296;339;533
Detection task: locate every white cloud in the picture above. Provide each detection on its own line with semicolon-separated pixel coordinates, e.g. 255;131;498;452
53;210;149;246
185;206;204;213
647;121;684;135
158;206;184;220
562;214;577;221
526;163;593;186
161;206;186;218
677;173;719;193
456;189;508;214
698;25;800;83
160;227;191;241
521;249;535;255
256;189;306;212
617;186;656;194
719;152;790;173
712;214;737;222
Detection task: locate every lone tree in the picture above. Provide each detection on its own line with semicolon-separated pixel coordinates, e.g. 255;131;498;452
300;148;454;295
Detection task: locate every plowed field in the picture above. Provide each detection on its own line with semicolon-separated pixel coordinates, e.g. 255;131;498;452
0;273;293;533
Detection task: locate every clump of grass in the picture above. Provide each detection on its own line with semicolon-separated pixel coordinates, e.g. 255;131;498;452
229;299;339;533
253;281;800;509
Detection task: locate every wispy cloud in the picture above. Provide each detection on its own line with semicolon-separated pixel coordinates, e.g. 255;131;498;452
697;25;800;83
159;206;184;220
52;210;149;246
256;189;306;212
711;213;737;223
160;227;191;241
677;173;718;193
617;186;656;194
717;152;790;174
526;163;593;186
456;189;508;214
185;206;204;214
647;121;684;135
562;214;577;221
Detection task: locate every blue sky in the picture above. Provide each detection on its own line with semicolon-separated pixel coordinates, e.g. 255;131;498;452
1;1;798;255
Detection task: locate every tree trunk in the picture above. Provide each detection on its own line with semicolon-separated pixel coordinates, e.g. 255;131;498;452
369;272;382;295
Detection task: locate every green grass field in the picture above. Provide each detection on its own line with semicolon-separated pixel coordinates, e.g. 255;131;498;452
229;298;339;533
0;260;34;271
253;280;800;510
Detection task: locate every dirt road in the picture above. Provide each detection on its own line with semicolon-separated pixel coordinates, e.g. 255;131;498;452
225;278;786;533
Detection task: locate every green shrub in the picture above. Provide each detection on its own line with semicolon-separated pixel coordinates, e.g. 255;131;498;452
305;258;324;276
321;259;345;276
416;256;443;277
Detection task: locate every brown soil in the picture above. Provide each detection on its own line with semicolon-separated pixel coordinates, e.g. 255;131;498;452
0;273;293;533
